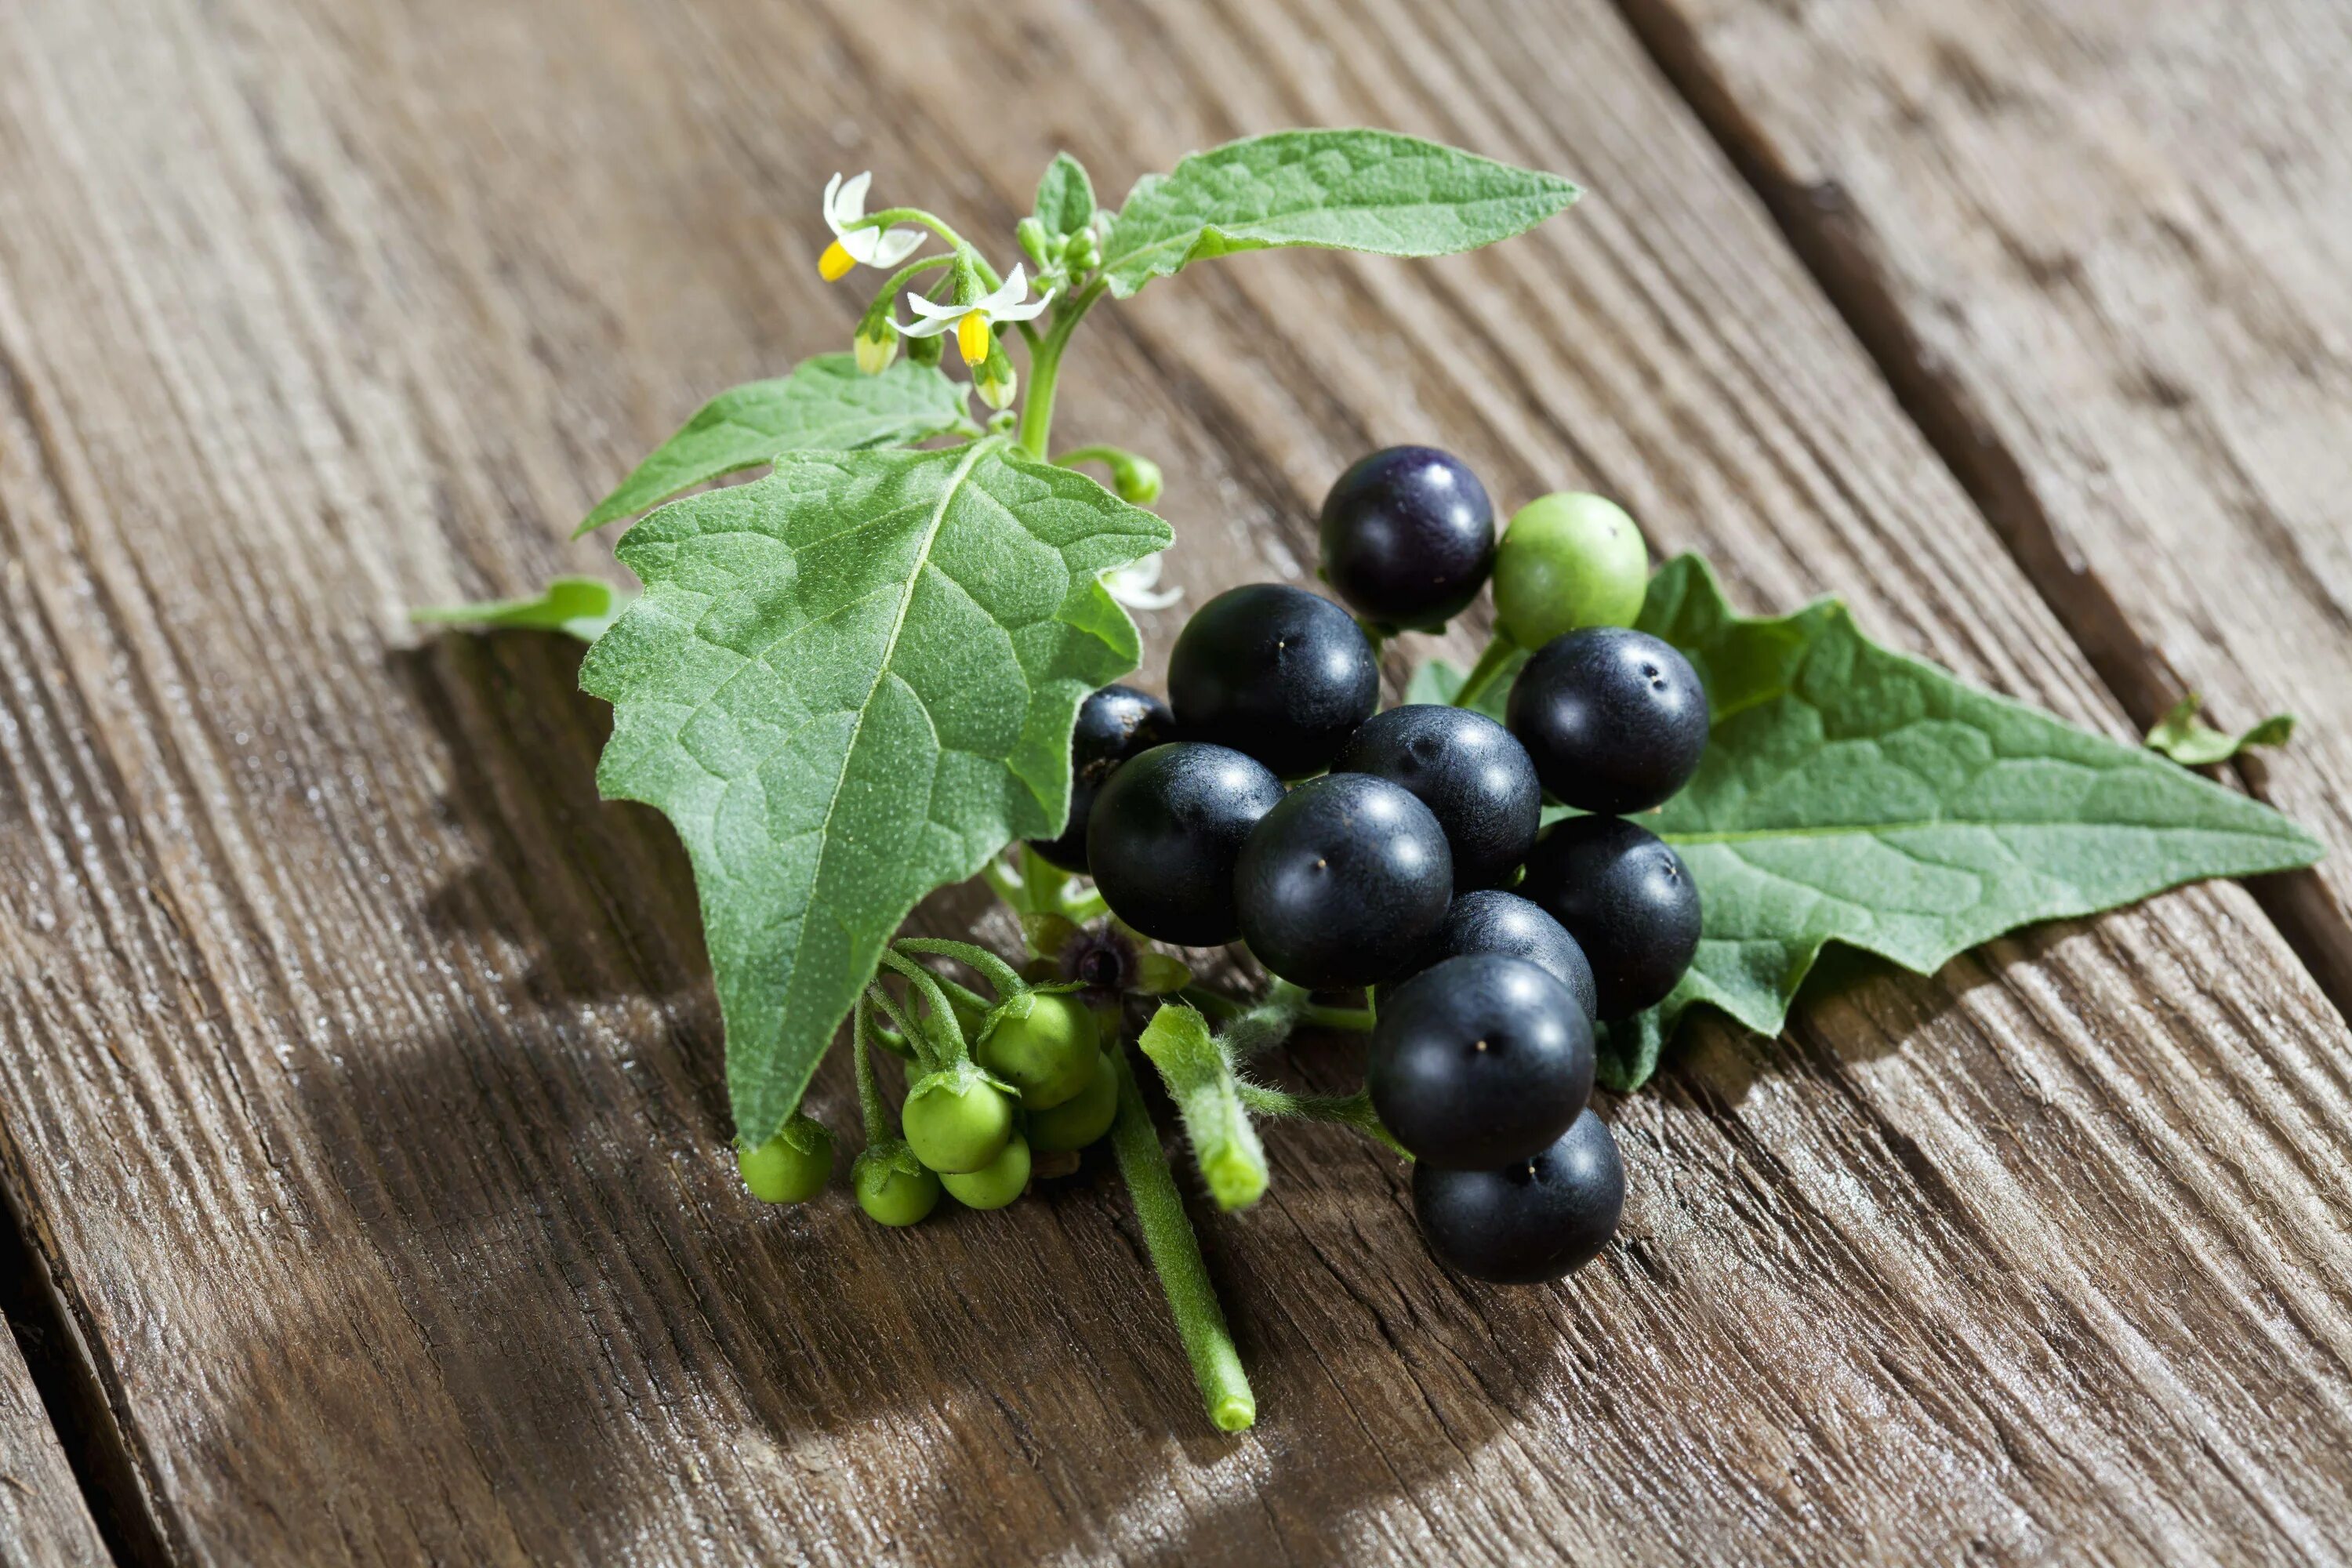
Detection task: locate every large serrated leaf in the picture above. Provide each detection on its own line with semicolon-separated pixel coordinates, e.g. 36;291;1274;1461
576;355;975;536
579;437;1171;1142
1605;556;2325;1087
1098;129;1577;298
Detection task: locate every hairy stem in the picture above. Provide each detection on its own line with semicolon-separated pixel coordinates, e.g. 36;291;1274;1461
1236;1083;1410;1159
1017;279;1106;460
893;936;1026;1000
1109;1049;1255;1433
1450;633;1521;711
1138;1004;1269;1211
880;950;967;1061
864;982;937;1073
852;1000;891;1144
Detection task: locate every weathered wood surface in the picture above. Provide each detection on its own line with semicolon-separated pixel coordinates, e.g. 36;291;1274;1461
0;1297;107;1566
1621;0;2352;1006
1;0;2350;1564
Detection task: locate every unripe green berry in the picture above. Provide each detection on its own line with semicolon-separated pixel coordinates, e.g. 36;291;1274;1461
977;991;1098;1109
854;1141;942;1227
1493;492;1650;648
941;1132;1032;1210
737;1115;833;1203
901;1062;1014;1174
1026;1051;1118;1152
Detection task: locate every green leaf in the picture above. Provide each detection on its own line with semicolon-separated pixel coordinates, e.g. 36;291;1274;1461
409;575;631;643
1403;656;1465;706
2145;692;2297;767
575;356;975;536
1098;129;1578;298
579;437;1171;1143
1033;152;1096;238
1608;555;2325;1088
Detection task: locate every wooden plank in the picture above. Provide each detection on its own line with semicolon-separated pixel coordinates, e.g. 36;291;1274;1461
0;1300;109;1566
1617;0;2352;1006
0;0;2347;1565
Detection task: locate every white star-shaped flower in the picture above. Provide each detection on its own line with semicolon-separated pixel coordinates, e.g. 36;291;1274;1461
900;264;1056;365
1102;553;1181;611
818;172;924;279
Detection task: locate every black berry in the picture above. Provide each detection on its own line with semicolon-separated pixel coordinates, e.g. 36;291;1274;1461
1519;815;1700;1020
1413;1109;1624;1283
1087;742;1284;946
1506;628;1708;815
1367;954;1594;1168
1029;684;1174;873
1234;774;1454;989
1398;890;1596;1019
1317;445;1496;631
1330;705;1541;892
1167;584;1378;779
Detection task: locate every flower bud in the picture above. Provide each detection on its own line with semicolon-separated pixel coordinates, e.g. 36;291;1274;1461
1062;227;1100;274
975;337;1019;410
1108;452;1163;506
1017;216;1053;269
854;310;899;376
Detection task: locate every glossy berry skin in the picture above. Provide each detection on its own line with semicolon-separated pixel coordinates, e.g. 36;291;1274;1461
1519;815;1701;1020
1027;684;1174;873
1167;584;1378;779
1367;954;1595;1169
900;1065;1015;1174
941;1133;1033;1210
1491;492;1648;648
1087;742;1285;946
1507;628;1708;814
1398;890;1597;1020
1317;445;1496;631
1026;1052;1119;1152
854;1144;943;1228
1413;1109;1624;1283
976;990;1099;1109
737;1116;833;1203
1330;706;1541;892
1235;775;1454;989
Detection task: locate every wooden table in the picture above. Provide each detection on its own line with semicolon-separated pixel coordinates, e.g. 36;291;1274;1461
4;0;2350;1562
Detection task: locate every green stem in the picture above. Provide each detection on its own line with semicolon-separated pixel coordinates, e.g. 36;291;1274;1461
1236;1084;1409;1159
1058;884;1109;924
852;999;890;1143
865;982;937;1073
1450;633;1521;711
1138;1004;1268;1211
1178;985;1247;1024
880;950;967;1061
869;252;953;306
1108;1049;1256;1433
981;851;1025;910
1016;278;1106;460
849;208;993;284
892;936;1026;1000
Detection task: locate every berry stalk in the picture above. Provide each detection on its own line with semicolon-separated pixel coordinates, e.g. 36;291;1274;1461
1108;1048;1256;1433
1137;1004;1269;1211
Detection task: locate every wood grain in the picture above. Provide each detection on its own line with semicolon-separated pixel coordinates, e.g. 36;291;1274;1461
1617;0;2352;1008
0;1300;108;1566
0;0;2349;1563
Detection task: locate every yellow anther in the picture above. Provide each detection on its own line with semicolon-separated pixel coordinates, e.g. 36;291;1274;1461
956;311;992;365
818;239;855;281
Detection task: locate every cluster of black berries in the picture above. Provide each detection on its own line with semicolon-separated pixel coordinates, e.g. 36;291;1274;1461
1031;448;1708;1284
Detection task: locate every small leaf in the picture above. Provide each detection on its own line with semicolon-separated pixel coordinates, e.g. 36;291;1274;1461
2145;692;2297;767
1099;129;1577;298
576;356;975;536
580;437;1171;1144
1403;656;1465;706
1033;152;1096;238
410;575;631;643
1610;555;2325;1090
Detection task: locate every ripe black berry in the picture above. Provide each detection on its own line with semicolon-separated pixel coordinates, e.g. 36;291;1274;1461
1367;954;1594;1169
1506;628;1708;815
1317;445;1496;631
1087;742;1284;946
1413;1109;1624;1284
1330;705;1541;892
1398;890;1596;1020
1234;774;1453;989
1519;815;1700;1020
1029;684;1174;873
1167;584;1378;779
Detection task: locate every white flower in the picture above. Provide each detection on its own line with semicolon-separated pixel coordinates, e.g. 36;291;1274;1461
901;264;1055;365
819;172;923;279
1102;553;1181;611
